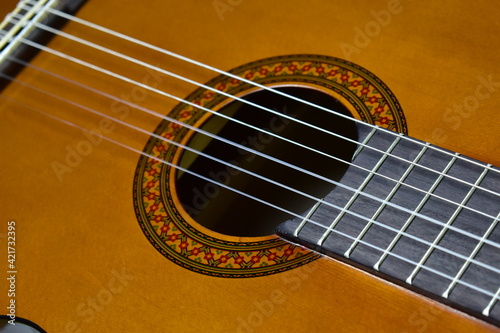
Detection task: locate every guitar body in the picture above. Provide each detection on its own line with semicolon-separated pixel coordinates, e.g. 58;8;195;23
0;0;498;332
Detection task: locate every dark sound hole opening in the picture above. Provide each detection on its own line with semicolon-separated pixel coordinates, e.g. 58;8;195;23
176;86;358;237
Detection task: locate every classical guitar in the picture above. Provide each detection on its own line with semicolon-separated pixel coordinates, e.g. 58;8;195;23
0;0;499;332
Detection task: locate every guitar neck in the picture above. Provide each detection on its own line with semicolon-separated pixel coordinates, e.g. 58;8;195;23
277;123;500;325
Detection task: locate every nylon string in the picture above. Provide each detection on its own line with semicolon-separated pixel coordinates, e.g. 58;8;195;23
1;54;499;254
1;68;499;283
40;3;500;179
0;93;498;304
1;14;499;266
1;18;499;228
15;1;500;188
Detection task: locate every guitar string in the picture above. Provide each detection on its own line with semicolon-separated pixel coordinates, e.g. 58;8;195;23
5;0;500;274
33;3;500;179
8;0;499;315
2;49;500;270
4;52;499;230
443;211;500;299
12;9;500;202
1;70;500;281
1;21;498;272
3;16;500;210
2;28;500;229
1;23;370;171
9;3;500;198
1;92;498;305
3;4;500;306
3;53;500;255
54;1;495;316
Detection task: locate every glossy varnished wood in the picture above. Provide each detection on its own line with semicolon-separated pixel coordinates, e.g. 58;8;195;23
0;1;499;332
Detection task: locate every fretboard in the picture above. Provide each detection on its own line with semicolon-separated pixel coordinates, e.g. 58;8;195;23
276;124;500;326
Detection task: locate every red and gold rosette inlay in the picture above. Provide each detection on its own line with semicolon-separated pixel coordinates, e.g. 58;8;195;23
133;55;406;277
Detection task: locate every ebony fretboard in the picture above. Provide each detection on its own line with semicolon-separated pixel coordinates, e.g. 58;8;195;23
276;124;500;326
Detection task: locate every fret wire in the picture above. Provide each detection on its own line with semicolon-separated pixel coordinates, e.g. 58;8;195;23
345;143;429;259
352;126;378;160
483;285;500;316
293;199;322;237
12;4;500;202
443;211;500;299
3;68;500;277
375;153;459;271
5;0;499;320
4;91;500;302
406;166;491;284
3;19;499;226
317;134;403;246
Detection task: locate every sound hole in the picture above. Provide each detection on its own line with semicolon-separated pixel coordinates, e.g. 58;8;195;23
176;87;358;237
